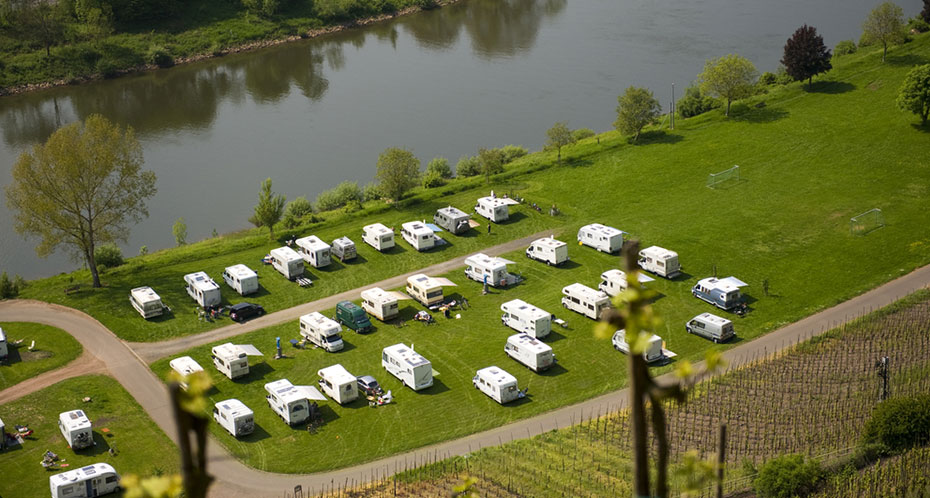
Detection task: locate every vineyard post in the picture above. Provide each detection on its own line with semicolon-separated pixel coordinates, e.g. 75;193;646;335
716;424;726;498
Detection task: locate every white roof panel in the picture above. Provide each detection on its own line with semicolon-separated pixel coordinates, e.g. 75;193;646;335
720;276;748;288
236;344;263;356
294;385;327;401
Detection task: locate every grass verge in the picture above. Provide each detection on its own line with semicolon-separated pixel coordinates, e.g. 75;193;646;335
0;322;82;389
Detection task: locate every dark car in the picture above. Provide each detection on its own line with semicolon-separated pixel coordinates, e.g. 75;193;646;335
229;302;265;322
356;375;383;397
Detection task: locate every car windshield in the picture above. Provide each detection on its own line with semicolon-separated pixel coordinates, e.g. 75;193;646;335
323;334;342;343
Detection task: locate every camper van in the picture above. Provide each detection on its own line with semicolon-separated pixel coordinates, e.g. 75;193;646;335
434;206;471;235
269;246;305;280
692;276;748;310
58;410;93;450
317;364;359;405
362;223;395;252
264;379;325;426
331;237;356;262
525;237;569;266
382;343;433;391
561;283;612;320
0;326;7;361
213;399;254;437
500;299;551;338
184;272;221;308
129;286;166;319
299;312;344;352
49;463;120;498
638;246;682;279
360;287;408;321
211;343;263;380
464;253;519;288
686;313;736;343
505;333;555;372
169;356;204;389
612;330;669;363
295;235;332;268
598;269;655;297
335;301;373;333
406;274;456;307
401;221;436;251
473;366;521;404
475;195;515;223
222;264;259;296
577;223;624;253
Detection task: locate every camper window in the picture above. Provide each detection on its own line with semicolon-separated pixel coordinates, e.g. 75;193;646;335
322;335;341;343
587;304;595;311
292;404;305;413
322;379;333;389
106;476;118;484
426;289;442;300
570;297;580;304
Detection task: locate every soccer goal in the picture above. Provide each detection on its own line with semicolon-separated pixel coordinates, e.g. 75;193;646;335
850;208;885;235
707;165;740;189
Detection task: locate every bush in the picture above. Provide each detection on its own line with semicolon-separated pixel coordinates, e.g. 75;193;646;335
96;57;120;78
0;271;16;299
908;16;930;33
759;71;777;85
147;45;174;68
94;243;124;269
422;169;445;189
859;31;875;48
834;40;858;57
677;85;720;118
862;394;930;453
752;454;823;498
774;65;794;85
315;181;362;212
456;155;481;177
571;128;595;141
426;157;453;178
281;196;314;229
497;145;528;164
362;182;383;202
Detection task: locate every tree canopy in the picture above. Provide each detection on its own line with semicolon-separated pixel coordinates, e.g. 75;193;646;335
781;25;832;88
250;178;286;240
376;147;420;201
699;54;758;116
897;64;930;124
613;87;661;142
477;147;505;184
545;122;576;164
862;2;905;62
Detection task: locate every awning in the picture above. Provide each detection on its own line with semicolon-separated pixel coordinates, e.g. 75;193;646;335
495;257;517;265
432;277;458;287
425;223;444;233
637;273;656;283
294;385;327;401
385;291;413;301
467;219;481;228
236;344;263;356
720;276;748;288
500;198;520;206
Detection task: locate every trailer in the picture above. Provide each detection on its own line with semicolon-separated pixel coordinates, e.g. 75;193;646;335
505;333;555;372
295;235;332;268
222;264;259;296
464;253;519;288
525;237;569;266
360;287;410;321
129;286;166;319
434;206;471;235
169;356;204;389
577;223;624;253
598;269;655;297
184;272;221;308
500;299;551;338
362;223;395;252
692;276;748;311
269;246;305;280
213;399;254;437
264;379;326;426
561;283;612;320
638;246;681;279
401;221;437;251
382;343;433;391
686;313;736;343
331;236;356;262
475;195;517;223
49;463;120;498
611;330;675;363
0;326;7;361
211;343;263;380
406;274;457;308
473;366;521;404
317;364;359;405
58;410;93;450
299;312;344;352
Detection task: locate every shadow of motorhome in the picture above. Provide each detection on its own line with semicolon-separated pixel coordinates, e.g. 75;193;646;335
417;378;450;395
79;432;114;457
501;394;532;408
498;211;527;225
245;285;271;299
543;329;568;343
429;238;454;253
382;244;408;255
341;253;368;265
647;291;666;304
317;260;345;273
557;260;582;270
668;271;694;282
314;404;341;425
239;424;271;443
337;341;357;353
148;310;177;323
538;362;568;377
234;361;275;383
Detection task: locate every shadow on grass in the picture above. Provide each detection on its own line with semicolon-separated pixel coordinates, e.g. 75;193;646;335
670;271;694;282
885;53;929;66
240;424;271;443
148;310;177;323
340;253;368;265
501;394;532;408
636;130;683;145
316;404;341;424
316;260;345;273
647;291;666;304
732;105;789;124
419;378;450;395
79;432;113;457
428;238;455;253
708;178;749;190
3;345;22;365
538;362;568;377
382;244;408;256
544;329;568;343
565;157;596;168
807;80;855;94
235;361;275;383
557;260;582;270
498;211;528;225
911;121;930;133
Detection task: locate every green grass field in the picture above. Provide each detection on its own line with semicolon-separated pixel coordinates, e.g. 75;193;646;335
0;322;82;389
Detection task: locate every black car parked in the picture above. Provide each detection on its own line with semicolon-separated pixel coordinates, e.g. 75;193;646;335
229;302;265;322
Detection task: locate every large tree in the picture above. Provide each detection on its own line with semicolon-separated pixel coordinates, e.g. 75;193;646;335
699;54;758;116
250;178;285;240
477;147;505;184
4;0;65;56
613;87;661;142
781;24;832;89
923;0;930;23
5;114;156;288
376;147;420;201
897;64;930;125
545;122;576;164
862;1;905;62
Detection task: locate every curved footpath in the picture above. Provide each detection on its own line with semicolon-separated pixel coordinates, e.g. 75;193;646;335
1;256;929;496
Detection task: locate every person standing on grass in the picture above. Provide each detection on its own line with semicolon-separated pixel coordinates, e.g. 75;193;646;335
488;223;491;235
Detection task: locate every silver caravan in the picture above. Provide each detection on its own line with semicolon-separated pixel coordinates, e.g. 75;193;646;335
184;272;221;308
434;206;471;234
49;463;120;498
382;343;433;391
500;299;551;339
264;379;326;426
211;343;263;380
611;330;675;363
0;326;7;361
58;410;93;450
401;221;437;251
525;237;569;266
295;235;332;268
473;366;521;404
692;276;748;310
270;246;305;280
406;274;457;308
638;246;682;279
360;287;409;321
475;195;517;223
222;264;259;296
331;236;356;262
686;312;736;343
299;312;344;352
129;286;165;319
169;356;204;389
464;253;519;288
577;223;624;253
598;269;655;297
505;333;555;372
317;364;359;405
213;399;254;437
362;223;395;252
561;283;612;320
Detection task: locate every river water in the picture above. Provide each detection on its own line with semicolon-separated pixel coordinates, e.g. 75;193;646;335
0;0;920;279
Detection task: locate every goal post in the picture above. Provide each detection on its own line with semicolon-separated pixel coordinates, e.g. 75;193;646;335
707;165;740;189
850;208;885;235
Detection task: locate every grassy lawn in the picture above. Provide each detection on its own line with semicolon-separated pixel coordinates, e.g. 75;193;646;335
0;322;82;389
0;375;179;498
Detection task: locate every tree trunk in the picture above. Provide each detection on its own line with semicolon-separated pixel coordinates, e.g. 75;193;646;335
86;245;101;288
268;225;275;240
882;41;887;62
630;354;650;496
557;147;561;165
725;99;731;116
808;76;812;89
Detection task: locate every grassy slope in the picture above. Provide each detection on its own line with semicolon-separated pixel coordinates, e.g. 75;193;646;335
0;322;82;388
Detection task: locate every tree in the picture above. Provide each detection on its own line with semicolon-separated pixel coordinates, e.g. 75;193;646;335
172;217;187;246
426;157;452;178
477;147;504;184
376;147;420;201
699;54;759;116
545;122;576;164
862;2;905;62
5;114;156;288
5;0;65;56
781;24;832;89
923;0;930;23
613;87;661;142
897;64;930;124
250;178;285;240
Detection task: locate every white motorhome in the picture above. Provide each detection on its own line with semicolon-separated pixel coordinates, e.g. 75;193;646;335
406;274;457;308
317;364;359;405
401;221;437;251
686;313;736;343
169;356;204;389
561;283;612;320
129;286;165;319
360;287;409;321
264;379;326;426
692;276;748;311
295;235;332;268
0;416;5;450
505;333;555;372
382;343;433;391
598;269;655;297
433;206;471;235
222;264;259;296
577;223;625;253
638;246;682;279
211;343;263;380
213;399;254;437
269;246;305;280
464;253;519;288
500;299;551;339
299;312;344;352
49;463;120;498
525;237;569;266
362;223;395;252
0;326;7;361
473;366;521;404
612;330;674;363
58;410;93;450
184;272;221;308
475;195;516;223
331;236;356;262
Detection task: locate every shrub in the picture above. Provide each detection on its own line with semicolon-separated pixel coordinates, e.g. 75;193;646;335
677;85;720;118
147;45;174;67
456;155;481;177
281;196;314;229
497;145;528;164
774;65;794;85
0;271;15;299
752;454;823;498
862;394;930;453
908;16;930;33
759;71;777;85
315;181;362;212
96;57;120;78
834;40;858;57
571;128;595;141
422;169;445;189
362;182;383;202
94;243;124;269
426;157;453;178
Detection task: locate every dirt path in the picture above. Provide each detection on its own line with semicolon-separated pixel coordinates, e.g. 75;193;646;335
0;349;106;403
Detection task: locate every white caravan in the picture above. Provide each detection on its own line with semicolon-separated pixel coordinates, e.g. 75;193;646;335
577;223;624;253
211;343;263;380
169;356;204;389
295;235;332;268
0;326;7;361
269;246;305;280
222;264;259;296
401;221;437;251
475;195;517;223
505;333;555;372
406;274;457;308
382;343;433;391
49;463;120;498
184;272;221;308
213;399;254;437
360;287;410;321
561;283;612;320
464;253;519;287
264;379;326;426
58;410;93;450
331;236;356;262
686;313;736;343
129;286;165;319
611;330;675;363
638;246;681;279
299;312;344;352
473;366;521;404
598;269;655;297
317;364;359;405
500;299;551;339
525;237;569;266
433;206;471;235
362;223;395;252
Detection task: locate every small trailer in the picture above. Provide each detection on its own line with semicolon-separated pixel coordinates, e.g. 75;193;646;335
335;301;373;333
49;463;120;498
169;356;204;389
360;287;410;321
0;326;7;361
129;286;166;319
638;246;682;279
577;223;624;253
475;195;518;223
211;343;263;380
331;237;356;262
213;399;254;437
561;283;612;320
612;330;675;363
686;312;736;343
464;253;519;287
382;343;433;391
525;237;569;266
692;276;748;311
473;366;521;404
401;221;437;251
362;223;395;252
406;274;457;308
222;264;259;296
434;206;471;235
269;246;305;280
264;379;326;426
500;299;551;338
505;333;555;372
184;272;221;308
295;235;332;268
299;312;344;352
598;269;655;297
58;410;93;450
317;364;359;405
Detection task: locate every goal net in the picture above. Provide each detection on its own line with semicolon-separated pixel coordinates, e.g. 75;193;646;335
707;165;740;189
850;208;885;235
